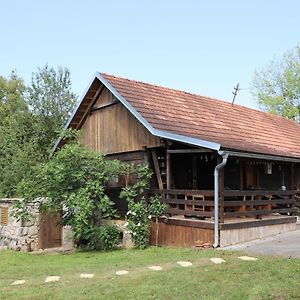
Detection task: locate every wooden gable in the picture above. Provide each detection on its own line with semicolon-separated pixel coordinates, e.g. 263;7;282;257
80;86;160;154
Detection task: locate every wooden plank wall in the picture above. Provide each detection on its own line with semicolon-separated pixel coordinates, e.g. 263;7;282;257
81;88;160;154
150;222;214;247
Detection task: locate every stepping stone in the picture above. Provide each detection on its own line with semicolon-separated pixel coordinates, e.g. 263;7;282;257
210;258;226;264
80;273;94;278
238;256;258;261
177;261;193;267
45;276;60;283
11;280;26;285
148;265;163;271
116;270;129;275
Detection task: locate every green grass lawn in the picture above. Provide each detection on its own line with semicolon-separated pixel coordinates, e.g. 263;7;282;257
0;247;299;300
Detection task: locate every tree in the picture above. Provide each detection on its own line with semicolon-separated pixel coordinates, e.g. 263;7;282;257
16;140;122;250
27;64;78;155
0;72;42;197
252;46;300;123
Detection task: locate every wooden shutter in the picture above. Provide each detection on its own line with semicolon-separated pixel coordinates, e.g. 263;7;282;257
0;207;9;225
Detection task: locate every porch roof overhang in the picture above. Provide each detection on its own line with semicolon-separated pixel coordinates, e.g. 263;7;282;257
221;150;300;163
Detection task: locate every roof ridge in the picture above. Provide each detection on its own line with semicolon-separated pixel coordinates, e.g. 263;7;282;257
100;72;239;106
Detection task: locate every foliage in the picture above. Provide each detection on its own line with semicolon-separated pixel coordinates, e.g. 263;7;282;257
120;166;166;249
0;72;43;197
0;66;77;197
16;141;122;250
126;201;151;249
15;137;159;251
26;64;78;156
148;195;167;218
120;164;153;249
97;224;120;250
148;195;167;246
252;45;300;122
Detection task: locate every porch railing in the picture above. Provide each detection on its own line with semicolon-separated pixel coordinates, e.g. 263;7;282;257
150;189;296;219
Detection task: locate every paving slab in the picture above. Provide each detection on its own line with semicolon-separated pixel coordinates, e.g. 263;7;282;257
116;270;129;275
45;276;60;283
210;258;226;264
80;273;94;278
11;280;26;285
238;256;258;261
177;261;193;267
148;266;163;271
222;224;300;258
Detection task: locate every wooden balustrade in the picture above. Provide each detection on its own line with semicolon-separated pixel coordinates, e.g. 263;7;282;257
149;189;296;219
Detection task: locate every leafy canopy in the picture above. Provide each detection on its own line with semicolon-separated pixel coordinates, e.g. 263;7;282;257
26;64;78;155
0;65;77;197
0;72;42;197
252;45;300;123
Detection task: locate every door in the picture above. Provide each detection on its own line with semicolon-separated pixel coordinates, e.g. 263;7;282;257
39;212;62;249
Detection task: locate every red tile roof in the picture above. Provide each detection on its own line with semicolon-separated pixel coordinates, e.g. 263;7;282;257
101;73;300;159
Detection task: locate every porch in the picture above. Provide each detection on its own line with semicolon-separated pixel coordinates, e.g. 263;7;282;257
148;147;299;247
149;188;297;247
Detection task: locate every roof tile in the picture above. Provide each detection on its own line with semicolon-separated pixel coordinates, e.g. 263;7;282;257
101;73;300;159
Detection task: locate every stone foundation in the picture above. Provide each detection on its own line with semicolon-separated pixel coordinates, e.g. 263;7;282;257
0;199;39;251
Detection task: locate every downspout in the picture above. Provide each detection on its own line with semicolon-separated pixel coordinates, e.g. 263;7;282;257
213;151;229;248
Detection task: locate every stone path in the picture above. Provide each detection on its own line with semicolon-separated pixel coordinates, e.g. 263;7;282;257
9;256;258;286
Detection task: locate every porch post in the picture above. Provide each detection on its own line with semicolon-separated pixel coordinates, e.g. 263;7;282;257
291;163;295;190
166;148;171;190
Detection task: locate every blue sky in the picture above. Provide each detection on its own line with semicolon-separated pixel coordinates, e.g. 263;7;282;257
1;0;299;108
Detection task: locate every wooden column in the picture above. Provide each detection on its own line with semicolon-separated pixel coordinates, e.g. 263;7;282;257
291;163;295;190
166;149;171;190
219;157;225;223
151;149;163;190
239;160;244;190
192;154;197;189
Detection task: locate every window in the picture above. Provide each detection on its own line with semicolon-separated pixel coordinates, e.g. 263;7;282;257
0;207;9;225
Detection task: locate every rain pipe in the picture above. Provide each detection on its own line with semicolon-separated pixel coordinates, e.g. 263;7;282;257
213;152;229;248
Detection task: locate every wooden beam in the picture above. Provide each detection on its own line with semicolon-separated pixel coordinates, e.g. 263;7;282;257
192;155;197;189
91;100;119;112
291;163;295;190
166;148;171;189
167;149;212;154
151;149;163;190
76;84;105;129
240;160;244;190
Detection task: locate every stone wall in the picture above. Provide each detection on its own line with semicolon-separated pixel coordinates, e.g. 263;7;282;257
0;199;39;251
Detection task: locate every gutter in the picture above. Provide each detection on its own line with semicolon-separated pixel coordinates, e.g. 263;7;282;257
213;151;229;248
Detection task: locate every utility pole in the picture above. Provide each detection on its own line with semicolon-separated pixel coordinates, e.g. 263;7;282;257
231;83;240;105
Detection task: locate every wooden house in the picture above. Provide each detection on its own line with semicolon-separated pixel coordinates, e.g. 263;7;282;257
54;73;300;247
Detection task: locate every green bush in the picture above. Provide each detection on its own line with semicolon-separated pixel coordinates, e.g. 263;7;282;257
88;225;120;251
